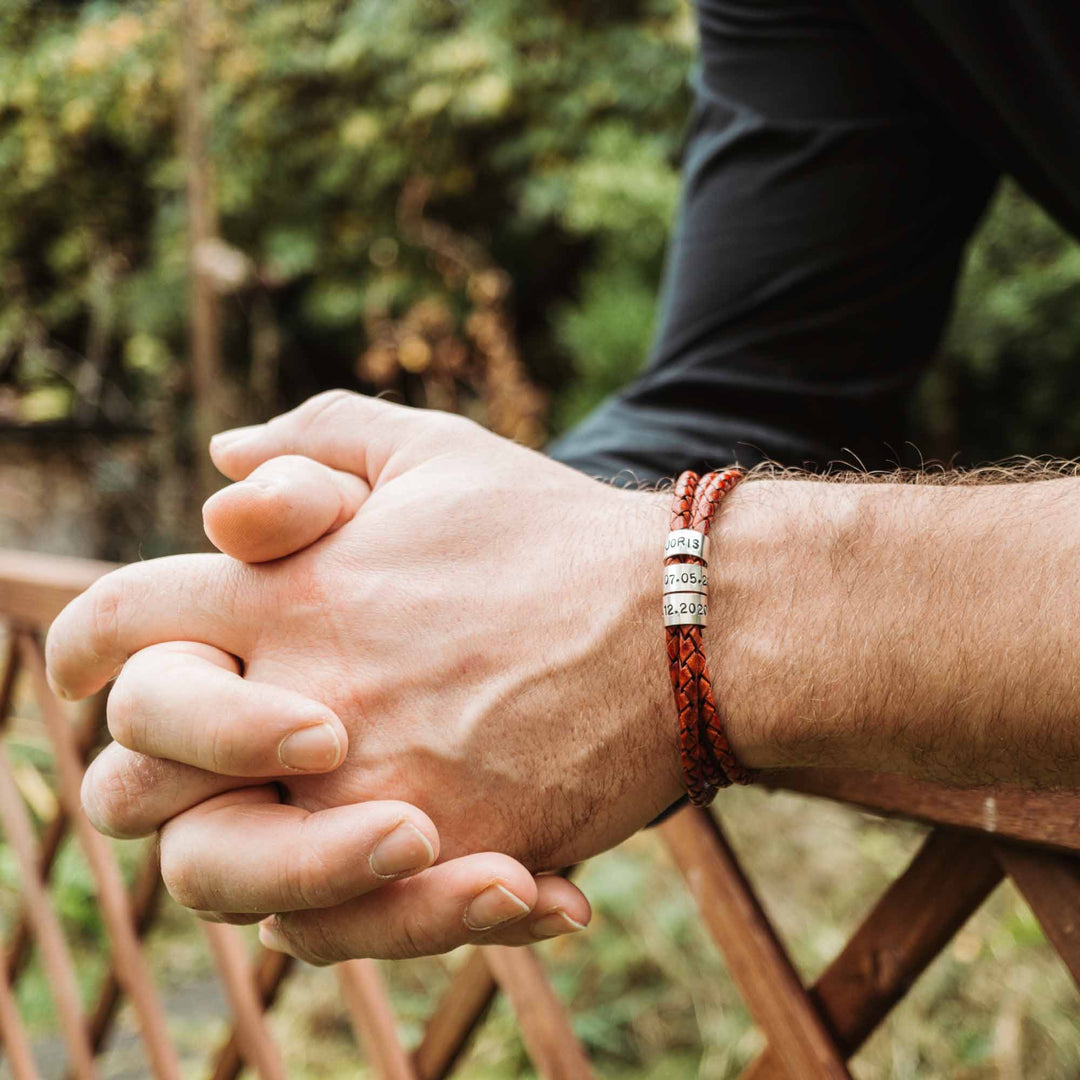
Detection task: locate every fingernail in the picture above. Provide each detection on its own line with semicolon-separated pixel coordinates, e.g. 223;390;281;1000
464;883;531;932
369;822;435;878
530;910;588;940
46;671;70;701
210;425;263;451
258;918;291;954
278;723;342;771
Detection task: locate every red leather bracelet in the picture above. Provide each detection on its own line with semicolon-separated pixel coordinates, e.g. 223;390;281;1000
664;468;754;805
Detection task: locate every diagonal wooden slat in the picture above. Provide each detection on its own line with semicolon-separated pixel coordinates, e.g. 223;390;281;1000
6;693;109;990
739;828;1004;1079
763;769;1080;853
19;633;182;1080
0;672;149;1080
6;810;72;986
0;635;19;729
84;845;166;1058
202;923;287;1080
482;947;594;1079
995;843;1080;989
337;959;418;1080
411;868;582;1079
412;950;498;1080
0;941;39;1080
0;742;97;1078
661;807;851;1080
209;948;293;1080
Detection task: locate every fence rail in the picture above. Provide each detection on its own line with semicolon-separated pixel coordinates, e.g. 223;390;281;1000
0;548;1076;1078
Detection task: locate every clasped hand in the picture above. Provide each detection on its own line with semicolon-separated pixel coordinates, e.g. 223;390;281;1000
45;392;683;964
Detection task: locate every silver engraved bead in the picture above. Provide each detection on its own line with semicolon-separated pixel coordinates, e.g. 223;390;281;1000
662;592;708;627
663;563;707;594
664;528;708;562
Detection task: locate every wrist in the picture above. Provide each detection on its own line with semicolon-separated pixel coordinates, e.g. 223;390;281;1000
705;476;875;773
617;475;864;808
620;489;686;810
623;478;803;803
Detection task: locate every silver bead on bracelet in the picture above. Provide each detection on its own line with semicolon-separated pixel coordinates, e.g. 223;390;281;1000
663;563;707;594
662;593;708;627
664;528;708;562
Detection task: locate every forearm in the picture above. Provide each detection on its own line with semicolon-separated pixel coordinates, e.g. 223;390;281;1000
699;473;1080;788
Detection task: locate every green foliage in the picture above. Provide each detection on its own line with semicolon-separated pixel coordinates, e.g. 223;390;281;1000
6;3;1078;469
0;0;692;426
920;181;1080;461
552;256;660;430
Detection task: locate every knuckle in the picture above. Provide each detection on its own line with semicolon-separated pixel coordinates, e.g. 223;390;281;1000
271;549;332;616
277;914;345;967
234;469;308;518
199;911;262;926
427;410;474;441
82;751;154;838
409;411;484;460
395;907;438;960
217;557;254;614
104;670;140;747
86;573;127;671
159;838;206;910
232;480;289;519
286;822;342;909
200;714;242;776
296;389;360;433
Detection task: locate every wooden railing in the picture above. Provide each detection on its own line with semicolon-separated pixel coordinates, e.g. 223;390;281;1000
0;549;1076;1078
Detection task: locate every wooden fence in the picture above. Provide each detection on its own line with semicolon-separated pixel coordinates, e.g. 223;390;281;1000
0;549;1076;1078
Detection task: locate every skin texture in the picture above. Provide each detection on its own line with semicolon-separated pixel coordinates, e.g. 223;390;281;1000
51;391;687;961
48;392;1080;963
710;468;1080;789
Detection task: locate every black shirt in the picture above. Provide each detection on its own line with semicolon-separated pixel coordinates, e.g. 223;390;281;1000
548;0;1080;481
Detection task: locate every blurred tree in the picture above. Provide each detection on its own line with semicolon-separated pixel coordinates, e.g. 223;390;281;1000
181;0;227;505
919;181;1080;464
0;0;691;435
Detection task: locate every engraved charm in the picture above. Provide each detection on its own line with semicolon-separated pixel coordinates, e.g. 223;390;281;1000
662;592;708;627
663;564;707;594
664;528;708;562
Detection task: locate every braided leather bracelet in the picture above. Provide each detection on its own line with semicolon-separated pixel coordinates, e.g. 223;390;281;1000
664;469;755;805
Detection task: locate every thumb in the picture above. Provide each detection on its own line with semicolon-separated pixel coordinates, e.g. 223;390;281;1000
203;454;369;562
208;390;476;484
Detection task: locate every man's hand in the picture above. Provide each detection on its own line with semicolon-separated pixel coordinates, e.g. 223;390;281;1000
48;391;694;961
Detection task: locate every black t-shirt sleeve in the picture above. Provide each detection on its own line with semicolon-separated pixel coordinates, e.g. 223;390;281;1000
548;0;999;483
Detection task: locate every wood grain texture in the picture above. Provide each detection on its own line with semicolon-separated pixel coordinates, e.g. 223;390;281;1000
739;829;1003;1079
337;960;418;1080
661;807;851;1079
203;923;287;1080
996;844;1080;989
0;551;113;628
0;742;96;1079
762;769;1080;853
20;634;181;1080
413;950;498;1080
4;692;108;988
85;848;165;1055
483;947;595;1079
0;944;38;1080
209;949;294;1080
